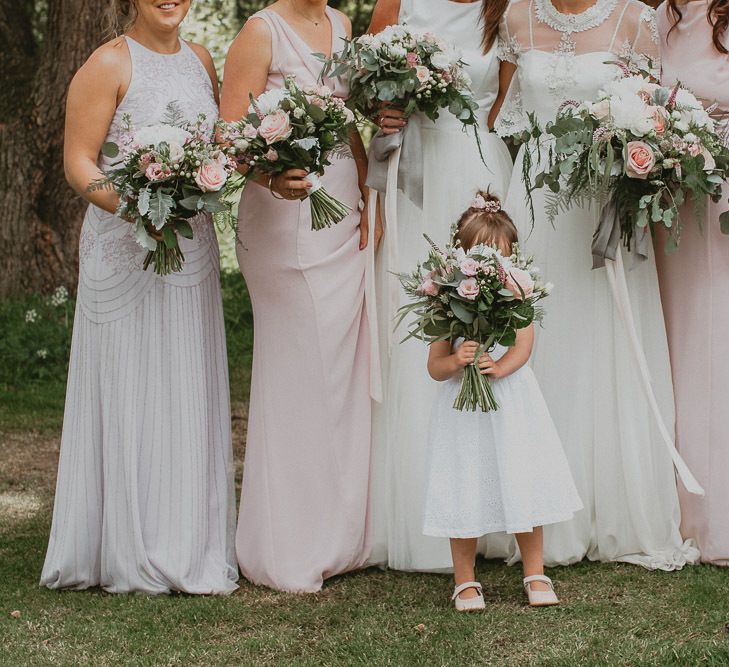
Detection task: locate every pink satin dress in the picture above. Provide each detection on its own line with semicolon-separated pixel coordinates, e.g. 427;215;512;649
234;8;374;591
656;1;729;565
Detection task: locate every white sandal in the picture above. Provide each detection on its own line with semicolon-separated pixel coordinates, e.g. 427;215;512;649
523;575;560;607
451;581;485;612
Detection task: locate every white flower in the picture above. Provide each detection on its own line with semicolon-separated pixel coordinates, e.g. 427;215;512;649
343;107;356;124
50;286;68;307
690;108;714;130
293;107;305;119
249;88;288;115
25;309;38;323
134;124;192;150
674;88;703;110
543;282;555;294
387;44;407;60
430;51;451;70
609;96;654;136
233;138;250;152
166;142;185;164
294;137;319;151
36;349;48;359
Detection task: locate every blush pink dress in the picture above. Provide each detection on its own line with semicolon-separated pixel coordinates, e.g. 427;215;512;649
656;1;729;565
234;8;374;592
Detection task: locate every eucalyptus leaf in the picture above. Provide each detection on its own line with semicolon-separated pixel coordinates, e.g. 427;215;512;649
148;191;175;230
102;142;119;158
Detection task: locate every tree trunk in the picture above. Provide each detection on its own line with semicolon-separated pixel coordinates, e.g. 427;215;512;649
0;0;114;297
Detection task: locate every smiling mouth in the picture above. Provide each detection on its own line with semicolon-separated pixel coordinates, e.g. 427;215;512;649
158;2;179;10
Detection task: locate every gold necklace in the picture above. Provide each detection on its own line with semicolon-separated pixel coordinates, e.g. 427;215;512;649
289;0;325;27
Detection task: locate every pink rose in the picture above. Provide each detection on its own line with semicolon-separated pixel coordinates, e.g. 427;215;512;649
145;163;171;182
505;268;534;299
258;110;292;145
415;66;430;85
194;160;227;192
309;96;327;108
138;152;154;169
456;278;479;301
406;52;419;66
625;141;656;179
688;143;701;157
243;124;258;140
417;278;439;296
459;257;480;277
265;148;279;162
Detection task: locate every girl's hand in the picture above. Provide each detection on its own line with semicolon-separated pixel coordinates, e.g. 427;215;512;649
357;191;384;252
270;169;311;200
375;104;407;135
453;341;479;368
478;351;504;378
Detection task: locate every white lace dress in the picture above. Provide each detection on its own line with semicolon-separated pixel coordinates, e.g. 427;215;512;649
369;0;514;572
40;37;238;594
488;0;699;570
423;342;582;538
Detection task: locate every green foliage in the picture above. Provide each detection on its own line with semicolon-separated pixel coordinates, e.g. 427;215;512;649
0;287;73;388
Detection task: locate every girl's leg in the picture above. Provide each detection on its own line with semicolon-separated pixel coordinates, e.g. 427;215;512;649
450;538;479;599
515;526;550;591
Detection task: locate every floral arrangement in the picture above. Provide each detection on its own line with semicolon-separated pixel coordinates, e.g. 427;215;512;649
221;78;356;231
319;24;479;129
397;227;551;412
514;65;729;253
90;102;236;275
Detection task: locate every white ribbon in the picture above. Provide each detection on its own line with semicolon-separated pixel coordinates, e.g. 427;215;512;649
306;172;324;195
366;186;383;404
605;250;704;496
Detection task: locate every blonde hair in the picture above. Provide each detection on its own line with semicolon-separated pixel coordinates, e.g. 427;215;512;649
454;190;518;254
104;0;138;38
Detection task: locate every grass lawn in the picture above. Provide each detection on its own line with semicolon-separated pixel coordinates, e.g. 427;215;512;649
2;273;729;666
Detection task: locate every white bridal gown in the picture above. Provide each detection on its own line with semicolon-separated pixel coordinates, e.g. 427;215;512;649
490;0;698;570
40;37;238;594
369;0;514;571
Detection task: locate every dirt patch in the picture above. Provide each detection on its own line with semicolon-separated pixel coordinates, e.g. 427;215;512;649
0;431;60;496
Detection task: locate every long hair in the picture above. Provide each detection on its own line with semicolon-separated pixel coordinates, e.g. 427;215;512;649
667;0;729;54
103;0;138;38
481;0;510;53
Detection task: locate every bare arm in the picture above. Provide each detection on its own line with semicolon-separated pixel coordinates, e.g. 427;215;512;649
220;19;311;199
367;0;401;34
487;61;516;130
189;42;220;104
64;39;130;215
428;340;479;382
477;325;534;379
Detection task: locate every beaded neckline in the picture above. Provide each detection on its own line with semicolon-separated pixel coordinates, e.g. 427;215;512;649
534;0;618;33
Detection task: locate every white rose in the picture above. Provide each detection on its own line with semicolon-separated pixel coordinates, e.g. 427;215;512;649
690;108;714;130
674;88;703;110
167;141;185;164
249;88;288;115
430;51;451;70
294;137;319;151
387;44;407;59
609;96;654;136
233;138;249;152
134;124;192;149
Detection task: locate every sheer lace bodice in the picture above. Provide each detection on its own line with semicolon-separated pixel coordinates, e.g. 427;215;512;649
495;0;659;134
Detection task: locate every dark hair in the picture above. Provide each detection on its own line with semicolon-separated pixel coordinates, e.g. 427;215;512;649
667;0;729;54
454;190;518;253
481;0;510;53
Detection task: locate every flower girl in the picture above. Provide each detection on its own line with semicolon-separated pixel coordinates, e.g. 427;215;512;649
422;193;583;611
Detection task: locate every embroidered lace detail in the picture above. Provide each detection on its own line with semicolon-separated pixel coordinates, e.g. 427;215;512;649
497;35;522;63
494;90;529;137
619;39;659;77
534;0;618;34
639;5;659;45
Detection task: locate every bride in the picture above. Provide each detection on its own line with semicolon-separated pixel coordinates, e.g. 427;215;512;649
488;0;699;570
366;0;513;571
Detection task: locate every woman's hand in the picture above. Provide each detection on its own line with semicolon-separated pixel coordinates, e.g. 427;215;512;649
269;169;311;201
478;350;504;378
357;192;384;252
375;104;407;135
453;341;479;368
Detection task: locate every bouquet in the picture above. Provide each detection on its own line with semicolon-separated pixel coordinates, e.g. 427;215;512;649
398;235;551;411
221;78;356;231
514;63;729;254
319;24;479;129
91;102;236;275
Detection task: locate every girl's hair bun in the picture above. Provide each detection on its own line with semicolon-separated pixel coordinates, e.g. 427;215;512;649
470;190;501;213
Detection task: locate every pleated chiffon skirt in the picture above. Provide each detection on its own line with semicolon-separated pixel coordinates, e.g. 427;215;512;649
41;208;238;594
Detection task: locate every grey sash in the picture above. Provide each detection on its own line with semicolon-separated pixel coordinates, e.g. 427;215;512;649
592;198;649;270
365;120;423;209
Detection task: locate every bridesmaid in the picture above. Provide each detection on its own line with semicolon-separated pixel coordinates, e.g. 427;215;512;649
41;0;238;593
366;0;514;571
221;0;378;592
656;0;729;565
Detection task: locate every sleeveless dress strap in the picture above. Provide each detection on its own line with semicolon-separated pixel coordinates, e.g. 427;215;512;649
248;11;282;73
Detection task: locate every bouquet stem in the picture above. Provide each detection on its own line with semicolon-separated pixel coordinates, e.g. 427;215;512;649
452;339;499;412
307;173;351;231
143;243;185;275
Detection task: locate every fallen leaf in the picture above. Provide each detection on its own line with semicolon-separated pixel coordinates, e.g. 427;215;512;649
416;623;426;633
10;610;21;619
